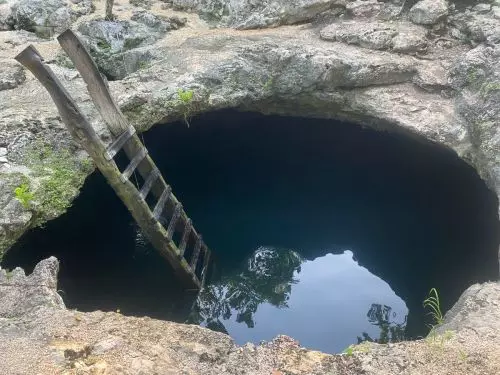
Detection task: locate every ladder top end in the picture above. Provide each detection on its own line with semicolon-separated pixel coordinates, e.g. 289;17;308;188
15;44;43;65
57;29;78;44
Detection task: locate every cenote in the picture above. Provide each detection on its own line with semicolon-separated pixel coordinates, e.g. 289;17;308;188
3;110;499;354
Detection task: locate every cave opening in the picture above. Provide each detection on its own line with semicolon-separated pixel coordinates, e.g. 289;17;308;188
2;110;499;353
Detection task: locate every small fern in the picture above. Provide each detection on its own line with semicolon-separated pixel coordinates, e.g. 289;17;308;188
423;288;444;326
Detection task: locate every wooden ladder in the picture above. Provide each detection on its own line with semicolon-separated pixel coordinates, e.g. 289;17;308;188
15;30;211;290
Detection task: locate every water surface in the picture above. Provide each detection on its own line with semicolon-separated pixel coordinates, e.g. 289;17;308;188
3;111;498;353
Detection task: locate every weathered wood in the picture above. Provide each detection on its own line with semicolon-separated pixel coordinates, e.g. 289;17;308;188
120;147;148;183
15;46;101;147
178;219;191;257
166;203;182;239
58;30;204;244
140;168;160;200
153;186;172;220
15;45;200;290
190;236;203;269
105;125;136;161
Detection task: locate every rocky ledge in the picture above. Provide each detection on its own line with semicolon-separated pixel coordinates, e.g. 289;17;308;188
0;257;498;374
0;0;499;257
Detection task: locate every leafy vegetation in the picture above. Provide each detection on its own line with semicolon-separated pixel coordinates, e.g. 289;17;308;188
14;182;34;208
343;342;370;357
343;346;354;356
178;88;194;103
177;88;195;126
423;288;444;326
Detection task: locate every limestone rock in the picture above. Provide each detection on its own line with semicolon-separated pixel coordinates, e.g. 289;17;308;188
437;282;500;336
0;0;15;31
345;0;382;18
320;21;427;52
12;0;71;34
448;44;500;197
130;10;187;31
0;172;33;259
320;22;397;50
449;8;500;44
409;0;449;25
0;61;25;91
130;0;153;10
391;23;428;52
0;257;65;319
77;17;184;79
413;61;449;92
170;0;339;29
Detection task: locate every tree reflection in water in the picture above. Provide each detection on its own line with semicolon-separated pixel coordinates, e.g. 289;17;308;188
188;246;303;332
357;303;407;344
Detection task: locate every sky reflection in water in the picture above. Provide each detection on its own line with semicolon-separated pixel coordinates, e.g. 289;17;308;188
191;247;408;353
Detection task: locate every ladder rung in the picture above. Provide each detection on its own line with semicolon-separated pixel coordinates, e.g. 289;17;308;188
190;235;202;269
166;202;182;239
178;219;191;257
139;168;160;200
152;185;171;220
104;125;136;161
120;147;148;183
200;248;211;286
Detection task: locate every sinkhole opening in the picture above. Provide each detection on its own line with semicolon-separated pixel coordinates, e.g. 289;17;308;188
3;110;499;354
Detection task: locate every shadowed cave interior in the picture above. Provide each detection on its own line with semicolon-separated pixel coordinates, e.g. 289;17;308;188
3;110;499;353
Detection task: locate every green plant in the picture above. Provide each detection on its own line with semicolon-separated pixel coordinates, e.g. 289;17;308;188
177;88;194;126
423;288;444;327
342;343;370;357
14;183;34;208
343;346;354;356
178;88;194;103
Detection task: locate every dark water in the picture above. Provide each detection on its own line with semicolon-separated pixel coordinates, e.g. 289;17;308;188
3;111;499;353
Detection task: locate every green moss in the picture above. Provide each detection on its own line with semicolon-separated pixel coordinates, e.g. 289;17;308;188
465;67;485;90
138;60;150;70
96;39;112;52
480;82;500;97
54;53;75;69
262;76;273;90
123;37;144;50
23;143;94;227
